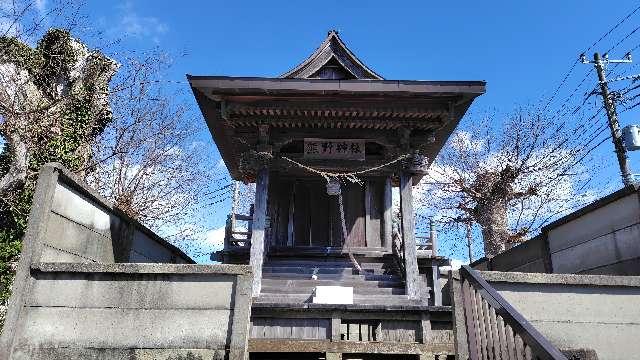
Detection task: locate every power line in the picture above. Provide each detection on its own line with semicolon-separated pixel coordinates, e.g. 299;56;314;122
544;4;640;112
202;183;233;196
606;24;640;54
586;4;640;54
545;4;640;119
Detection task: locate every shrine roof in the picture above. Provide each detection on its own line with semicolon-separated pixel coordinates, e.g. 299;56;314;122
186;31;486;180
187;75;485;97
281;29;383;80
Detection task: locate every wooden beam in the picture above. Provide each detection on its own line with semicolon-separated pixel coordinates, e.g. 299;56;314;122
249;168;270;296
248;339;454;355
400;172;420;300
383;177;393;251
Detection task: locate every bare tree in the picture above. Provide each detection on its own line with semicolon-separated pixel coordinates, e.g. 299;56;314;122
0;0;83;41
416;108;602;257
0;0;115;328
84;53;224;254
0;28;117;194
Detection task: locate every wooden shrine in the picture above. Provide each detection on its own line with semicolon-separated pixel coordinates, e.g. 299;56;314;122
189;30;485;360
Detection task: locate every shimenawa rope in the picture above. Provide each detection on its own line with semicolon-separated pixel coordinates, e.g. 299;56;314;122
281;154;410;274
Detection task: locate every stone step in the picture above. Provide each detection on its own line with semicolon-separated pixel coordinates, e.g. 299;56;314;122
262;266;395;276
260;285;408;296
267;252;395;260
255;293;423;306
261;278;403;289
263;259;395;269
267;247;390;257
261;272;399;282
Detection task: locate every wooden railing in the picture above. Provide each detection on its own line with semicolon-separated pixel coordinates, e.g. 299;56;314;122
392;230;440;282
416;235;437;256
458;265;567;360
224;205;254;249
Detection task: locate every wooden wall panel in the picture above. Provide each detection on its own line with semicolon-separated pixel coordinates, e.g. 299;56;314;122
328;195;342;247
310;183;330;247
293;182;311;246
344;182;366;247
251;318;330;340
366;178;384;248
268;174;292;247
379;320;420;343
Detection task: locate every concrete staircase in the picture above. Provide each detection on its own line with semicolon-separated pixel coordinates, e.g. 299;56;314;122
255;250;430;306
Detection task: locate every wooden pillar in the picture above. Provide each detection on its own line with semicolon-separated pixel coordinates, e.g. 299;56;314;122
432;264;442;306
250;168;269;297
420;312;432;343
400;172;420;299
382;176;393;251
326;353;342;360
364;180;372;247
449;271;469;360
331;312;341;341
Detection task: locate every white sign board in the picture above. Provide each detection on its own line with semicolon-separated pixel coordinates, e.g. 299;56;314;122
303;138;365;161
313;286;354;304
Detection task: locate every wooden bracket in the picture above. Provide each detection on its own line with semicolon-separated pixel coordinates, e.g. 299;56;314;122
398;127;411;151
257;124;272;153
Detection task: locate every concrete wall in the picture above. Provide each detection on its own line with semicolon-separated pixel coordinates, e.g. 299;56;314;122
32;163;193;264
483;271;640;360
0;164;253;360
472;235;549;273
5;263;252;360
472;186;640;276
547;190;640;275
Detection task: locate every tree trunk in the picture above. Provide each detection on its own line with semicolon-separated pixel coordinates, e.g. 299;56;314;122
0;131;28;197
475;201;510;257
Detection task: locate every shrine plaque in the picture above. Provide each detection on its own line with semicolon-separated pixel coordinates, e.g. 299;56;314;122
304;138;365;161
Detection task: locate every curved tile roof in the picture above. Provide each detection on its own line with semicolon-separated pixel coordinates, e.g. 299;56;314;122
280;30;384;80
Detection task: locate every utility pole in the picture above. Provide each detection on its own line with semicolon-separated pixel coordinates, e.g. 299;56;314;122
466;222;473;263
582;52;634;186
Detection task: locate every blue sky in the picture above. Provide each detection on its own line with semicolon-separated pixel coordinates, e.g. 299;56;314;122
7;1;640;261
85;0;640;261
85;1;640;105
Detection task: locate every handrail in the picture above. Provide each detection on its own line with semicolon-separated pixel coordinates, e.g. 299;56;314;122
224;206;254;249
459;265;567;360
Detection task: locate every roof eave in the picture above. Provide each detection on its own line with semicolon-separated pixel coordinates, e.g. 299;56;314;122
187;75;486;97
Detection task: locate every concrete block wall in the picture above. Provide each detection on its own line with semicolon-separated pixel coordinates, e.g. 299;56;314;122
547;190;640;275
32;163;193;264
472;185;640;276
0;164;253;360
3;263;252;360
482;271;640;360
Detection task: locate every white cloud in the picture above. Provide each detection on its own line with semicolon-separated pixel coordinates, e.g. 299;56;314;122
440;258;468;273
34;0;46;14
205;226;226;250
450;131;485;153
115;1;168;43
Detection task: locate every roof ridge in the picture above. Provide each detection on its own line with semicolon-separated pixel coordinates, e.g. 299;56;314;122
280;31;383;80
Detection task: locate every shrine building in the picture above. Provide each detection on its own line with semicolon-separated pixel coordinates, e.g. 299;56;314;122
188;30;485;360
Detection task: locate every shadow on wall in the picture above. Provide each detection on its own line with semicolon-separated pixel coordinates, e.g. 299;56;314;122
0;163;253;360
472;184;640;276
